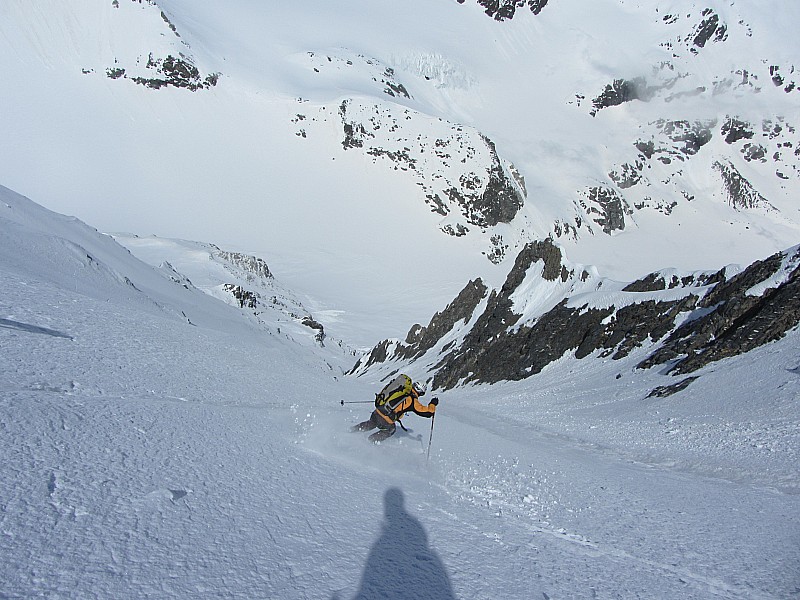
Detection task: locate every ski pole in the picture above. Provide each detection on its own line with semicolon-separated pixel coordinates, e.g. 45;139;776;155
426;413;436;464
340;400;374;406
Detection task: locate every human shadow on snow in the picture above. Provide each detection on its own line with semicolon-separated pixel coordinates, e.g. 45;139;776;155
347;487;456;600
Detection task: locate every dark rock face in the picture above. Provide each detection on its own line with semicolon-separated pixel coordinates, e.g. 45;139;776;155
439;139;525;230
339;101;370;150
469;136;525;227
398;278;489;360
354;241;800;392
742;143;767;163
104;2;219;91
353;339;395;372
381;67;411;99
457;0;549;21
722;117;755;144
713;160;771;210
433;299;611;388
214;249;273;280
131;54;219;91
623;271;721;293
513;239;567;283
432;290;698;389
591;78;656;116
655;119;715;156
302;316;326;345
336;100;523;244
349;278;488;373
104;0;221;90
769;65;800;94
223;284;257;309
584;187;628;234
647;376;700;398
608;160;644;189
639;249;800;375
689;8;728;52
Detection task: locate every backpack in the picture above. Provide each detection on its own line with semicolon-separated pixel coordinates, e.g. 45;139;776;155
375;374;413;413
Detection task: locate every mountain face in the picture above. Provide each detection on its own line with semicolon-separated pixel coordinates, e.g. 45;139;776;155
337;0;800;387
3;0;799;285
1;0;799;354
352;240;800;395
566;5;800;245
288;0;800;264
456;1;800;262
0;182;354;373
324;96;526;260
457;0;551;21
95;0;219;91
111;233;359;361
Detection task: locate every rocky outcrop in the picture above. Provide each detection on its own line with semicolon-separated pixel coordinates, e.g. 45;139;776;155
721;117;755;144
583;186;629;234
350;339;396;372
647;376;699;398
655;119;715;157
302;316;326;345
713;160;773;211
334;98;524;259
591;78;658;116
102;1;220;92
688;8;728;53
574;108;800;239
769;65;800;94
445;136;525;228
567;3;799;243
214;249;273;281
431;275;698;389
223;284;257;309
130;54;219;91
353;241;800;392
349;278;488;372
639;248;800;375
399;278;488;359
456;0;550;21
352;239;577;382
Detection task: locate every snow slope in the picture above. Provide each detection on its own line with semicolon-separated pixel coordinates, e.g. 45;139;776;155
2;188;798;598
1;0;799;595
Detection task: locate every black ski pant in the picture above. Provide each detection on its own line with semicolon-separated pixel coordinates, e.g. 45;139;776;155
352;411;396;443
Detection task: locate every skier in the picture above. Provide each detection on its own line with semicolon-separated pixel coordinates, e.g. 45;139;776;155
351;376;438;443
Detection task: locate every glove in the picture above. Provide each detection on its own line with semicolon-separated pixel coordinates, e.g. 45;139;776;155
430;397;439;406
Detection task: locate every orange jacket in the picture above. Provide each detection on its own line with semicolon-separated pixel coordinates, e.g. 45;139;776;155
376;390;435;425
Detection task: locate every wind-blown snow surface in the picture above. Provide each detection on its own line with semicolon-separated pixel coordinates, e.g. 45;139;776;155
2;191;799;598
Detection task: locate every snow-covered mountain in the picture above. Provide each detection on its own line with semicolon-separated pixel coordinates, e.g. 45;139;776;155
352;237;800;396
2;1;800;597
1;0;799;344
0;183;354;369
112;232;356;356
